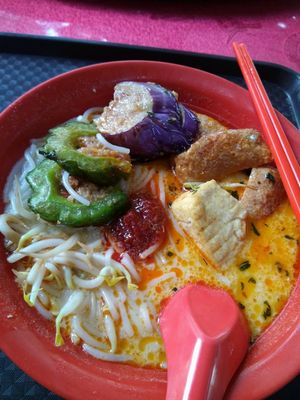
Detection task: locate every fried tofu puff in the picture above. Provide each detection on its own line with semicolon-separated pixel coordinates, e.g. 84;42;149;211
241;167;285;219
172;180;247;270
175;129;272;182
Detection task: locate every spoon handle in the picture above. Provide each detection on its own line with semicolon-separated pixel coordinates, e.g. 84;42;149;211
159;284;250;400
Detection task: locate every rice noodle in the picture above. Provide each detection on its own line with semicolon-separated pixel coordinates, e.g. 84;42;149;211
127;301;147;337
83;344;132;362
99;287;119;320
121;253;140;282
158;170;166;206
146;272;176;289
104;314;117;352
72;316;107;350
118;302;134;337
81;107;103;122
62;170;91;206
11;178;33;219
139;303;153;334
139;242;161;260
96;133;130;155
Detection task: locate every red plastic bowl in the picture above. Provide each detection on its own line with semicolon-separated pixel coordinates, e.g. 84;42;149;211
0;61;299;400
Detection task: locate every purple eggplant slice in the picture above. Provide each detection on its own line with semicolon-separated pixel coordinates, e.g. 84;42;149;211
95;82;200;160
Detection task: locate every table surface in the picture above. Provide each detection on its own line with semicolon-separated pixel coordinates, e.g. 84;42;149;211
0;0;299;72
0;0;299;399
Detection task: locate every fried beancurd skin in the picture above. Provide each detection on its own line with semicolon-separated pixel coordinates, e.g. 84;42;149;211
241;167;286;219
40;121;132;186
26;159;129;227
175;129;272;182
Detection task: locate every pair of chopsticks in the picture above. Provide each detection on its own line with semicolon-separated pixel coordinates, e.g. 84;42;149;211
233;42;300;225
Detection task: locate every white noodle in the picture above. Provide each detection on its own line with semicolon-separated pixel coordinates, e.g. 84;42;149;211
139;242;161;260
83;344;132;362
146;272;176;289
139;303;153;334
11;178;33;219
118;302;134;337
62;170;91;206
89;292;98;321
99;286;119;320
158;170;166;206
72;316;107;350
82;107;103;122
127;301;147;337
96;133;130;154
104;247;114;266
114;284;126;303
167;207;185;237
121;253;140;282
154;252;167;265
104;314;117;352
142;262;155;271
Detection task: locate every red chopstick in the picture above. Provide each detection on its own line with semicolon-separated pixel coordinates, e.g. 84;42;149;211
233;42;300;225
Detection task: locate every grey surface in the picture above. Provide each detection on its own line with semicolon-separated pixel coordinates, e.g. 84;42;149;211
0;41;299;399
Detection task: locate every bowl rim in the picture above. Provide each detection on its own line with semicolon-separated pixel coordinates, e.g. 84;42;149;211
0;59;299;400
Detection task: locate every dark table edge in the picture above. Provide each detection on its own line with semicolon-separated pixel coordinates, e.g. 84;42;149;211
0;31;299;399
1;32;300;128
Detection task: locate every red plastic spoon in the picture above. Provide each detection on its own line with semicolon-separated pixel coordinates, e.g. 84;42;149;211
159;284;250;400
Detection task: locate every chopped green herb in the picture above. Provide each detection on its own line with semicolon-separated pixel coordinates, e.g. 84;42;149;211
276;262;283;273
264;223;269;227
266;172;275;183
263;301;272;319
238;302;245;310
248;277;256;284
284;235;295;240
167;251;174;257
239;261;251;271
184;182;201;192
251;223;260;236
172;287;178;292
239;181;245;184
240;282;245;290
230;190;239;200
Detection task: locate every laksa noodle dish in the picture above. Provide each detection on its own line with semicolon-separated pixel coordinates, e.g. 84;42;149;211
1;81;299;368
